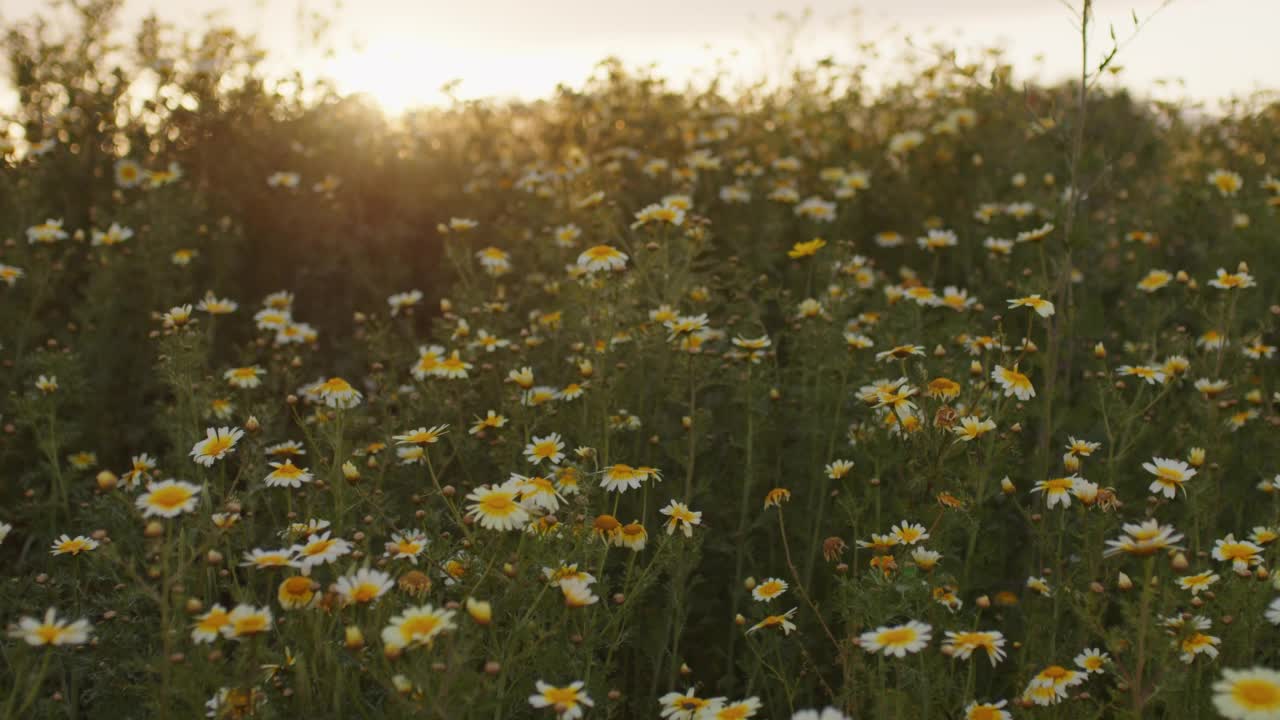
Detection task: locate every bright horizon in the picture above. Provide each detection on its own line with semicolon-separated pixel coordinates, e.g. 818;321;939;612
3;0;1277;115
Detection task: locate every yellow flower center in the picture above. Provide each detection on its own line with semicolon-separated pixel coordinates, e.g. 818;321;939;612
303;539;335;557
400;615;441;640
1234;679;1280;709
352;583;380;603
878;628;916;646
198;611;230;633
480;493;517;515
542;687;579;705
148;485;193;509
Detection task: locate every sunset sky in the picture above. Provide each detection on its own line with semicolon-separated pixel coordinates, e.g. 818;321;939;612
3;0;1275;114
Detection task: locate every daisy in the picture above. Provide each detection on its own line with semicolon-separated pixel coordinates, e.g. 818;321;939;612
264;459;313;488
962;700;1011;720
314;377;362;408
1179;631;1221;663
1213;667;1280;719
711;697;762;719
875;344;925;363
50;534;98;556
1207;169;1243;196
825;460;855;479
1104;520;1185;557
514;474;563;512
190;427;244;466
117;454;157;488
265;440;305;457
1117;364;1166;385
529;680;594;719
600;463;649;493
241;548;295;569
335;568;394;605
471;329;511;353
161;305;194;328
136;479;201;518
615;521;648;551
1212;535;1264;574
911;548;942;571
660;500;702;537
469;410;509;435
393;425;449;446
1143;457;1196;498
991;365;1035;400
1066;437;1100;456
1026;576;1052;596
860;620;932;657
943;630;1007;665
1209;267;1256;290
277;576;319;610
1031;477;1081;509
751;578;789;602
387;289;423;316
890;522;929;545
114;158;143;187
560;578;599;607
1195;378;1230;397
384;531;429;563
1251;527;1278;545
1137;269;1173;292
953;416;996;442
747;608;797;635
577;245;629;272
466;480;530;531
1075;648;1109;673
224;366;265;389
191;604;231;643
917;229;957;251
659;689;720;720
291;532;352;573
381;604;457;651
543;563;596;589
1177;570;1220;595
0;263;25;286
221;605;272;640
26;219;68;244
1008;294;1055;317
524;433;566;465
1016;223;1054;243
9;608;91;646
90;222;134;247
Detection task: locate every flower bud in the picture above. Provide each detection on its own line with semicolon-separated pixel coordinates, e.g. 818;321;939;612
96;470;118;490
344;626;365;650
466;597;492;625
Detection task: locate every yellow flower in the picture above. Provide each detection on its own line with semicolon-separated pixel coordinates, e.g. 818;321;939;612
787;238;827;259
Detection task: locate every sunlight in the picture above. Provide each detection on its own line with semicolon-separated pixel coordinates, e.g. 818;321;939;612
320;41;453;113
318;37;581;113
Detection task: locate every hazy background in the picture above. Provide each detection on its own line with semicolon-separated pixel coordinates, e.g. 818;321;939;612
2;0;1275;113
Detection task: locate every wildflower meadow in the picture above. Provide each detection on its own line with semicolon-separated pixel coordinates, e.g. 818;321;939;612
2;1;1280;718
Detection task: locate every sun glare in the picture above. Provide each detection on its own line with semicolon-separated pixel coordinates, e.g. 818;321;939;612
320;38;575;114
321;42;451;114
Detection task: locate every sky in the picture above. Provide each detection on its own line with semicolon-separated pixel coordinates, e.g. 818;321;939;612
2;0;1276;114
